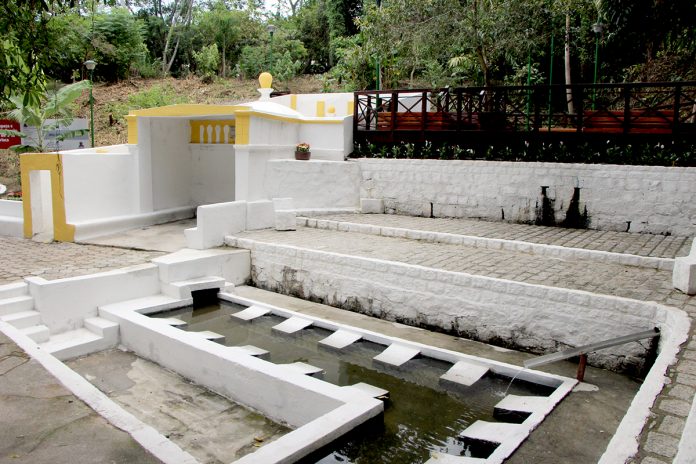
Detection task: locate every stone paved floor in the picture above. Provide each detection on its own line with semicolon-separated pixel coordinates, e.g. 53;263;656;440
0;236;163;285
315;214;693;259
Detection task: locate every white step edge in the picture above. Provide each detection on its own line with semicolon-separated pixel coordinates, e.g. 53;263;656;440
0;282;28;299
318;329;362;350
20;325;50;343
440;360;490;387
373;343;420;367
0;295;34;316
99;294;190;316
154;317;188;327
459;421;525;444
425;452;487;463
84;317;119;338
342;382;389;399
280;361;324;376
231;305;271;321
39;328;112;361
189;330;225;343
233;345;269;357
161;276;226;299
1;310;41;329
271;316;313;334
494;395;550;414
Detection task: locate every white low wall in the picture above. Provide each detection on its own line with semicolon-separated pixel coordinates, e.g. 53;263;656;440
265;160;360;209
358;159;696;236
190;144;235;205
228;237;668;374
0;199;23;237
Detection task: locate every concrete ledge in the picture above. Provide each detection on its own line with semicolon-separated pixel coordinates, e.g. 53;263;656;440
297;216;675;271
73;206;195;241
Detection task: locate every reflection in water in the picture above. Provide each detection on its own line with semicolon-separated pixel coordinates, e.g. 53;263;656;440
154;302;554;464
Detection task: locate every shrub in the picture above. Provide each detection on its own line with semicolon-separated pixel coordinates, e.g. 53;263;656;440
193;43;220;79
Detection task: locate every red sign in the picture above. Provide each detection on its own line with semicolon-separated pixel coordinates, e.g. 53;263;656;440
0;119;20;149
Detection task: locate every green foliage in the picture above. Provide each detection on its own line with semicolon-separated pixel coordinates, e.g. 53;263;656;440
2;80;91;152
0;37;46;108
324;35;374;91
239;36;306;83
107;84;189;121
92;8;148;81
354;140;696;167
193;43;221;78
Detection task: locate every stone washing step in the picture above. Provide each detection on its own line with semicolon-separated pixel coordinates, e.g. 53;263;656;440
0;295;34;316
20;324;50;343
99;294;189;316
233;345;270;357
342;382;390;400
155;317;188;328
0;282;28;300
161;276;227;299
189;330;225;343
494;394;550;415
40;328;110;361
425;452;487;463
231;305;271;321
459;420;524;444
280;362;324;376
1;310;41;329
318;329;362;350
440;360;490;387
373;343;420;367
272;316;313;334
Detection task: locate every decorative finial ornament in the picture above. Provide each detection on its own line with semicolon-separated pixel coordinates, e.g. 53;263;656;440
258;72;274;101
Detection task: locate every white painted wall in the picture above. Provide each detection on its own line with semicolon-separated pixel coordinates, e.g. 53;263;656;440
190;144;236;205
233;238;661;374
237;145;294;201
0;199;23;237
148;118;193;211
27;264;160;334
265;160;361;209
62;152;138;222
359;159;696;236
249;117;299;146
272;93;354;117
299;117;352;159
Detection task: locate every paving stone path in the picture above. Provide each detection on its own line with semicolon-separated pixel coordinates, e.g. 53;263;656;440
315;214;693;259
0;236;163;285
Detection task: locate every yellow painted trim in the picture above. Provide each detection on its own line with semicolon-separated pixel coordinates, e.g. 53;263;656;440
190;119;236;144
316;101;325;117
20;153;75;242
235;112;250;145
128;104;241;118
347;101;354;116
240;110;344;125
125;115;138;144
290;95;297;110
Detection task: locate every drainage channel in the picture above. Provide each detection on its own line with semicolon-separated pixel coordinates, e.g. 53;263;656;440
152;301;558;463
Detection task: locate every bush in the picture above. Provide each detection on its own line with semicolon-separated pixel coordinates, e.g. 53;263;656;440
193;43;220;79
238;38;306;84
106;84;189;122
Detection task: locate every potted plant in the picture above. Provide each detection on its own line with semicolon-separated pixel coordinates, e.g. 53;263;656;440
295;142;311;160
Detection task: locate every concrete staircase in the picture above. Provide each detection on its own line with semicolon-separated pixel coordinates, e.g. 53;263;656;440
0;282;120;361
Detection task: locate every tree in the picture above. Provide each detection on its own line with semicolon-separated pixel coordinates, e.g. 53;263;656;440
161;0;195;74
0;80;91;152
197;2;250;77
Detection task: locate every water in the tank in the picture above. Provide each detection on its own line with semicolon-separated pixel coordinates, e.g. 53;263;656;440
152;301;555;464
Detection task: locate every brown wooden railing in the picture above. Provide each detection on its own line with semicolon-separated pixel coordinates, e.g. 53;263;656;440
353;82;696;144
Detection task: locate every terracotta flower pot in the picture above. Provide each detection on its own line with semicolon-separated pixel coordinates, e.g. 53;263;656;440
295;151;311;160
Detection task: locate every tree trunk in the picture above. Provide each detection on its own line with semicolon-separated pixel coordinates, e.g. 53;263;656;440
564;13;574;114
222;37;226;78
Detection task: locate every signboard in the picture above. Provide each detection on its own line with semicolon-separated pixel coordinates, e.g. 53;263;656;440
0;120;20;149
21;118;90;151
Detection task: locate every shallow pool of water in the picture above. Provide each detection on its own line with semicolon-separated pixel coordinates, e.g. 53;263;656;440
153;302;555;463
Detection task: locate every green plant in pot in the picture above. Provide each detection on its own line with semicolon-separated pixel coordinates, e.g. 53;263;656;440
295;142;311;160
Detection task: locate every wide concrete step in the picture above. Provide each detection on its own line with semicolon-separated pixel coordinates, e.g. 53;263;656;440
1;310;41;329
318;329;362;350
21;325;50;343
0;295;34;316
440;360;490;387
0;282;28;300
272;316;313;334
231;305;271;321
40;328;114;361
493;394;550;423
84;317;119;338
373;343;420;367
